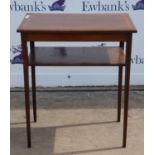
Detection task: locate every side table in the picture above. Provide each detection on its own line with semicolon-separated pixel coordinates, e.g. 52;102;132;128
17;13;137;148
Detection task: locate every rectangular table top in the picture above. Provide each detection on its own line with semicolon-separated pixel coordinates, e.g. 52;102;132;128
17;13;137;33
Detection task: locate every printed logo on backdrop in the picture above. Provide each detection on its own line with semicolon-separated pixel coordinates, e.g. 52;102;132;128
131;55;144;64
10;45;22;64
10;0;66;12
82;0;144;12
48;0;65;11
82;1;129;12
132;0;144;10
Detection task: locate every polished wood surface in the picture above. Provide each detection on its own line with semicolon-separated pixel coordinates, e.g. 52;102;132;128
29;47;125;66
17;13;137;33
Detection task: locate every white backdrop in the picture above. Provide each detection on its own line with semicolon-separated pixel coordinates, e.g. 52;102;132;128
10;0;144;87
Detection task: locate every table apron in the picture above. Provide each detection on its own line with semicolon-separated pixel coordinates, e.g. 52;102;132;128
22;32;130;42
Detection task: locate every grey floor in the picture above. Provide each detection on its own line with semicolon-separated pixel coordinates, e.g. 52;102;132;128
11;90;144;155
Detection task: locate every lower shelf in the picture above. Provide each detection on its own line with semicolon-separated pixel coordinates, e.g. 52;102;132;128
29;46;125;66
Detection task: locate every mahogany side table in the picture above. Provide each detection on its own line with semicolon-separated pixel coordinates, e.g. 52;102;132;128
17;13;137;148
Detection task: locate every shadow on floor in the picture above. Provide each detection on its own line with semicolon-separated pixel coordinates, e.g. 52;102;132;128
11;120;117;127
11;120;123;155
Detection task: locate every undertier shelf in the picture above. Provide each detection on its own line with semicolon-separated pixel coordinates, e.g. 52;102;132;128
29;46;125;66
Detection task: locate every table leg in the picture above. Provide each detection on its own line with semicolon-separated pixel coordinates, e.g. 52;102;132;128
117;65;123;122
123;35;132;148
117;42;124;122
30;42;37;122
21;36;31;148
